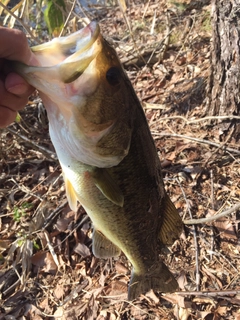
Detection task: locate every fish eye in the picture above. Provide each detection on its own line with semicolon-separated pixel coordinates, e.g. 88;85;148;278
106;67;121;86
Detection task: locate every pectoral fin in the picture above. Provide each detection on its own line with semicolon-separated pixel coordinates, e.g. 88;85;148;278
92;229;121;258
158;193;183;246
91;168;124;207
63;173;79;212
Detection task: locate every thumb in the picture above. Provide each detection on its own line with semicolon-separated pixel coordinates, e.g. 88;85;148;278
5;72;34;96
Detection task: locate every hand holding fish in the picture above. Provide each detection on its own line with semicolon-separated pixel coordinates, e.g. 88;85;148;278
0;27;36;128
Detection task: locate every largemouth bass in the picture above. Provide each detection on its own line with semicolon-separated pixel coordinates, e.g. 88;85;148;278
13;21;183;300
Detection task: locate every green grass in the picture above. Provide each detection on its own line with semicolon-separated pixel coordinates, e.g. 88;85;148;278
13;202;33;222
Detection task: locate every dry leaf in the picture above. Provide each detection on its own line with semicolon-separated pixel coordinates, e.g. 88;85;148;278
162;293;187;308
145;290;159;303
0;240;10;251
98;310;116;320
73;242;91;257
104;280;128;297
115;261;129;274
177;271;188;290
202;266;223;289
31;251;57;273
176;306;191;320
214;218;237;240
54;283;65;299
216;305;227;316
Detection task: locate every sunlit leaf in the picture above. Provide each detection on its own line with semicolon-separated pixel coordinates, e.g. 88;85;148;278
44;0;66;36
15;112;21;123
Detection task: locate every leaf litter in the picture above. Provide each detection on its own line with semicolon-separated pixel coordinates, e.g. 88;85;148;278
0;0;240;319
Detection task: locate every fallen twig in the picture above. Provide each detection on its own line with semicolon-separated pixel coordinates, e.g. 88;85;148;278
175;289;240;296
177;178;200;291
8;127;57;160
209;169;215;259
42;200;68;229
59;0;77;37
44;230;59;267
9;177;44;201
0;2;40;43
183;202;240;225
61;279;89;306
174;13;196;63
51;214;90;250
152;132;240;155
148;12;171;63
152;114;240;125
143;102;166;110
207;250;238;273
117;0;146;67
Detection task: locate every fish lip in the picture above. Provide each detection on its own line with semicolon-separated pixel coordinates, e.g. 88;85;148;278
62;21;100;55
64;21;101;60
59;22;101;83
87;21;99;37
30;21;101;66
17;22;102;84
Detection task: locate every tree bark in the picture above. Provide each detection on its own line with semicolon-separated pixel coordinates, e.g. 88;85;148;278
207;0;240;141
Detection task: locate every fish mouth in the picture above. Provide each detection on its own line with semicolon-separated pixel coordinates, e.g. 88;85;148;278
16;21;102;84
32;21;100;58
56;21;101;83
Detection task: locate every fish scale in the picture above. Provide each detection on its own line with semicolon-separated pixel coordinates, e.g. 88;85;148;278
13;21;183;300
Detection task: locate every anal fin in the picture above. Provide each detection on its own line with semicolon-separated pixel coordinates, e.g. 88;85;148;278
158;193;183;246
92;229;121;259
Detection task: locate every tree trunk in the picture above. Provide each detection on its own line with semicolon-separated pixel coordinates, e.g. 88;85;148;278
207;0;240;141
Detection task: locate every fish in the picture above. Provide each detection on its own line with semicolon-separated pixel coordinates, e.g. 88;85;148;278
13;21;183;300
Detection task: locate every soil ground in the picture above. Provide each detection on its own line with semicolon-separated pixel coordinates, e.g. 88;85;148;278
1;0;240;319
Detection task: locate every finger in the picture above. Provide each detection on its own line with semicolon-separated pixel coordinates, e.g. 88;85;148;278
0;106;17;128
5;72;34;96
0;27;37;65
0;80;30;112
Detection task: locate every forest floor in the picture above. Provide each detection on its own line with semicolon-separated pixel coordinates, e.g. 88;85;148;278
1;0;240;319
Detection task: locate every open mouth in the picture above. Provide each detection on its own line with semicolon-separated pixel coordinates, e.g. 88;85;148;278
32;21;100;59
13;22;102;84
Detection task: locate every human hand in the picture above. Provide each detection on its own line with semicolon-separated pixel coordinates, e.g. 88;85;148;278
0;27;37;128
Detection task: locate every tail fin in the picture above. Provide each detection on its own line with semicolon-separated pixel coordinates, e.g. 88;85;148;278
128;261;178;300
